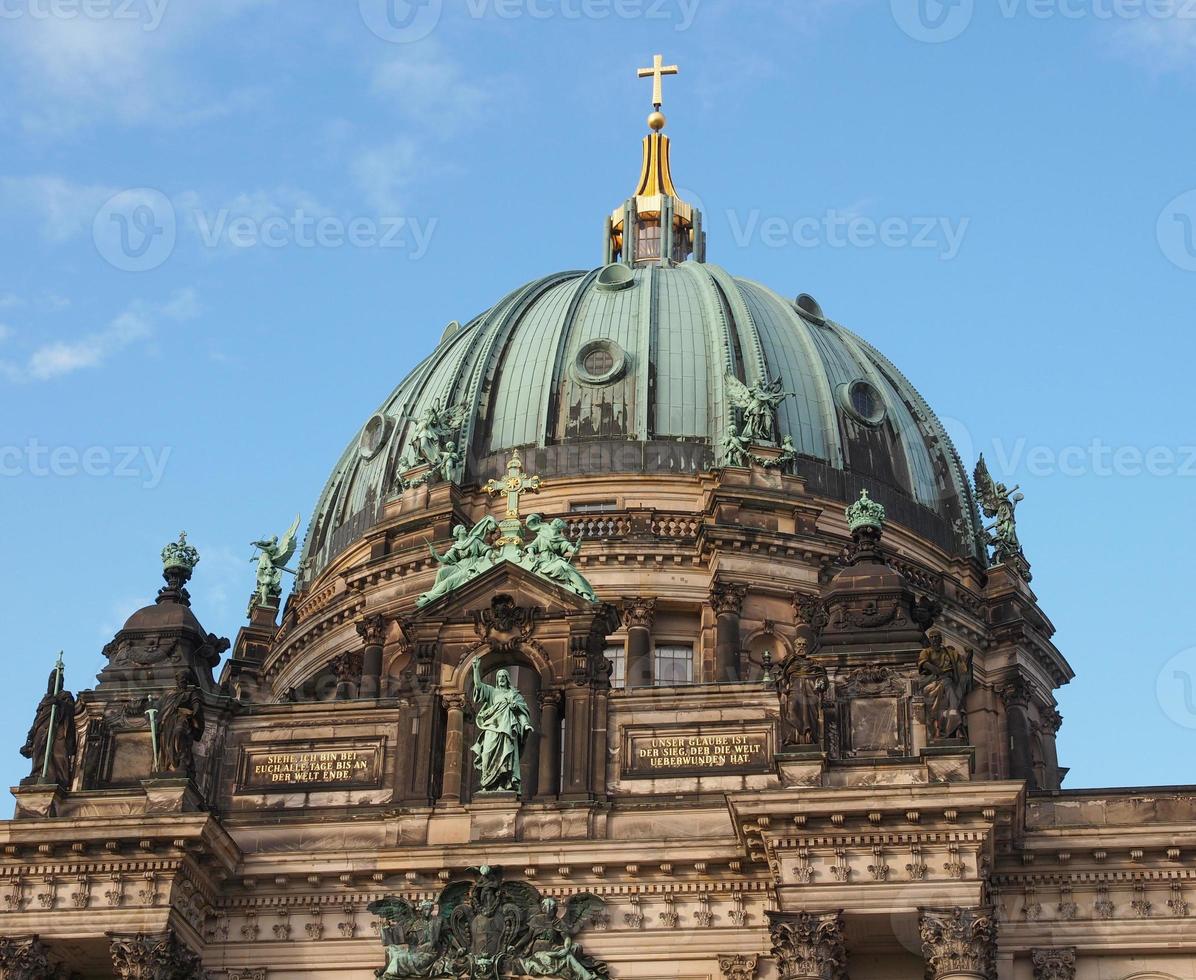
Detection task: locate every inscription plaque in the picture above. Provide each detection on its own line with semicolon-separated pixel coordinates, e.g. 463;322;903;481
622;726;772;778
237;739;384;792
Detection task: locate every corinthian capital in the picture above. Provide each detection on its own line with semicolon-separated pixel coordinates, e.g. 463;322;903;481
767;910;846;980
0;937;57;980
620;597;656;631
710;582;747;617
110;931;206;980
1031;948;1076;980
919;907;997;980
356;613;388;647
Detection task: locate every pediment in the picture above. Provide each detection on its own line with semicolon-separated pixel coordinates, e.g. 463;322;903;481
412;556;599;622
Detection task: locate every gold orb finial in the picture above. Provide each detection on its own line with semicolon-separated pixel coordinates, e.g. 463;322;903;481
647;110;666;132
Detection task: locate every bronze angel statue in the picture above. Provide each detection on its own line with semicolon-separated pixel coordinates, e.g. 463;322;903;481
400;399;469;472
515;895;609;980
725;373;791;443
417;516;498;607
249;514;301;615
368;897;446;979
973;455;1024;564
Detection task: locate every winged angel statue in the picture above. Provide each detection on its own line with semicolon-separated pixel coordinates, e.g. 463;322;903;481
973;455;1024;565
248;514;300;616
399;399;470;481
368;866;608;980
724;373;791;443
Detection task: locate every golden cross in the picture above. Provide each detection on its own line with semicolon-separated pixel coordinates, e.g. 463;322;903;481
637;53;679;109
484;449;542;520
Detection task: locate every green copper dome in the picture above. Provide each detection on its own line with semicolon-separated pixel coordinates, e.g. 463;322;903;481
301;262;983;577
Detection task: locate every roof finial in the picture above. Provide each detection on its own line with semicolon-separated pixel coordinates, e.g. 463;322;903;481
637;53;679;131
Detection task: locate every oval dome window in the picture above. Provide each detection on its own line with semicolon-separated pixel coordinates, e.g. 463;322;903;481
595;263;635;292
795;293;826;322
359;412;391;458
837;380;886;428
573;339;628;385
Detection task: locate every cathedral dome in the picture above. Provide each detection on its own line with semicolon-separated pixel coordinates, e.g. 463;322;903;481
301;262;981;577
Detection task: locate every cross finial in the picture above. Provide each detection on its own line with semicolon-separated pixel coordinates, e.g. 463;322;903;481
637;53;679;110
484;449;542;521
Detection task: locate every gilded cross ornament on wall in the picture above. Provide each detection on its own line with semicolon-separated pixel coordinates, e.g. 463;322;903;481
484;449;541;520
637;53;679;109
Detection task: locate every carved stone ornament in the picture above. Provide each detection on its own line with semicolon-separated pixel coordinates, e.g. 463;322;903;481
1031;948;1076;980
621;596;656;631
0;937;57;980
356;613;388;648
109;931;208;980
767;910;847;980
473;594;539;652
919;907;997;980
710;582;747;617
719;953;760;980
368;865;608;980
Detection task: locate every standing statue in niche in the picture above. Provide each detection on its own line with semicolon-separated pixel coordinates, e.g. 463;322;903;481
21;656;76;785
156;669;205;777
470;659;534;794
725;373;792;443
777;639;828;747
919;632;973;740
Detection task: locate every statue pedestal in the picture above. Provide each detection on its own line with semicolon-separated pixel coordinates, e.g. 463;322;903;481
141;777;203;815
920;743;976;783
776;748;827;788
11;783;65;819
248;600;279;629
468;792;521;842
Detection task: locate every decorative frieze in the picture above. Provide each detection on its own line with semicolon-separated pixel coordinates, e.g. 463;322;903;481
919;907;996;980
767;910;846;980
1031;948;1076;980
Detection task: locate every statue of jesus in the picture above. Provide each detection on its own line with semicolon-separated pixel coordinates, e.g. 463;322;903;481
470;660;534;795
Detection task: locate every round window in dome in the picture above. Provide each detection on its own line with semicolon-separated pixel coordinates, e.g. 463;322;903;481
837;380;886;427
573;339;628;386
359;412;391;459
795;293;826;323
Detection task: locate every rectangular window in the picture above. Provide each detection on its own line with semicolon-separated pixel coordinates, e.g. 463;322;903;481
653;643;694;687
604;644;625;689
569;500;618;514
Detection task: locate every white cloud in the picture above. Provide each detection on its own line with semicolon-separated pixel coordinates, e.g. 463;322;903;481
1;288;199;383
1109;5;1196;71
0;324;13;342
0;0;275;134
0;176;116;243
350;138;421;215
370;47;496;129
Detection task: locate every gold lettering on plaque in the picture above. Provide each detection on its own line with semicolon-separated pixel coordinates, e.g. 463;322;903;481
627;731;769;774
245;748;377;787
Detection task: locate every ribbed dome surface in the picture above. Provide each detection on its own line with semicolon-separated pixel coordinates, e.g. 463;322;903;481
302;263;981;575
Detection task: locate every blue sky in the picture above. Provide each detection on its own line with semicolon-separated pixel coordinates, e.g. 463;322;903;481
2;0;1195;793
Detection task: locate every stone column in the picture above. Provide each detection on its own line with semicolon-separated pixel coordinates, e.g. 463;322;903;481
439;693;467;804
621;598;656;689
396;687;442;805
356;614;387;699
561;684;595;801
1032;949;1076;980
710;582;746;682
999;679;1038;790
767;910;846;980
0;937;57;979
110;931;206;980
536;690;562;801
919;907;997;980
